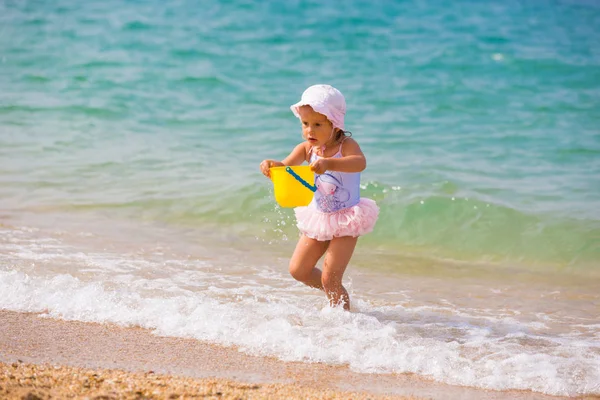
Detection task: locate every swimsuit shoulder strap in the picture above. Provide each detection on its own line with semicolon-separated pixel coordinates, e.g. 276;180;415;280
336;136;347;157
308;144;318;161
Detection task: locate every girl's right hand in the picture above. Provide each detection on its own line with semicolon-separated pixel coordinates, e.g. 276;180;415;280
260;159;274;178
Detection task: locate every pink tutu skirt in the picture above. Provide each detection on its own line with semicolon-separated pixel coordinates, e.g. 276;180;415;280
294;198;379;241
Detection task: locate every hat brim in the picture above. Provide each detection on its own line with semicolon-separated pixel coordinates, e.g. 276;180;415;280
289;102;345;130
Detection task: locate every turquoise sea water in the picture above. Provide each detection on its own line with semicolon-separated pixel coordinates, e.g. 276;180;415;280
2;0;599;268
1;0;600;396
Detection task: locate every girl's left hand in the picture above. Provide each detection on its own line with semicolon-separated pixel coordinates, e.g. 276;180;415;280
310;159;329;174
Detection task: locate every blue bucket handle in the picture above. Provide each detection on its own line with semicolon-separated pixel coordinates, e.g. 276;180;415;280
285;167;317;192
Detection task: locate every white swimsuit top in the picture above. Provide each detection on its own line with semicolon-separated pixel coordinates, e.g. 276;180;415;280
309;141;361;213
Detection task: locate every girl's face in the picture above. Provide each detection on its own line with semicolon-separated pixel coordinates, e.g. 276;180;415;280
297;105;335;147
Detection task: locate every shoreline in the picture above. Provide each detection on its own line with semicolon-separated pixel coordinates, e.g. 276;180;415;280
0;310;569;400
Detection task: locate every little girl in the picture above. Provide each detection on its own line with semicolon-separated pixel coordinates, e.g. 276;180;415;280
259;84;379;311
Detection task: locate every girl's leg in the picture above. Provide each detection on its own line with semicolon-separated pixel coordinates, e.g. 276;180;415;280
289;234;329;289
322;236;358;310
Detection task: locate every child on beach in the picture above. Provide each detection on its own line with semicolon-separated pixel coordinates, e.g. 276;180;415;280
259;84;379;310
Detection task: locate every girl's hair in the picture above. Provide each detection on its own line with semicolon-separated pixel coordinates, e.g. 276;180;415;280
334;129;352;142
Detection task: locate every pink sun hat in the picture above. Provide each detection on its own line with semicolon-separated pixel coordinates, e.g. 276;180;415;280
290;84;347;130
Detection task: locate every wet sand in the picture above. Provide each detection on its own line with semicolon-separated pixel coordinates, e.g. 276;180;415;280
0;310;574;399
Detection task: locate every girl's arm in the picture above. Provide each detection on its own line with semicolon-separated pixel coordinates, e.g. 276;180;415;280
281;142;309;166
311;138;366;174
260;143;308;178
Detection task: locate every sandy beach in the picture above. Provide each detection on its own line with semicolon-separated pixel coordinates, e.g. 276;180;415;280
2;362;415;400
0;310;579;400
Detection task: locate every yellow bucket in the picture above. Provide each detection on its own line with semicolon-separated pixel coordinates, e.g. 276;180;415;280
270;166;315;207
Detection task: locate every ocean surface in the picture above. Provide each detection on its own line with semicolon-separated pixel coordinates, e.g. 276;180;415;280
1;0;599;396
